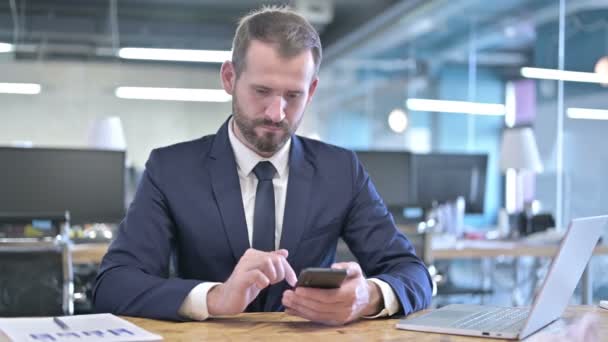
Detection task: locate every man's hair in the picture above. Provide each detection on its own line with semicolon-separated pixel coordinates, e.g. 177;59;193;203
231;6;322;77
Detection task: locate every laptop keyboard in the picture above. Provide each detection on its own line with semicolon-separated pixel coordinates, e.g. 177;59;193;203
449;307;529;333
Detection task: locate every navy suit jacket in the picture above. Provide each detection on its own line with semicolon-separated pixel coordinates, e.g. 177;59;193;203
93;118;432;321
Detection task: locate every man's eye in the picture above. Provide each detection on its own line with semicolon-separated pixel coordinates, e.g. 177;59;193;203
287;93;301;99
255;88;269;95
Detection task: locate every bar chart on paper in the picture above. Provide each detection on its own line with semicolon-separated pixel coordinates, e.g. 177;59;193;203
0;314;162;342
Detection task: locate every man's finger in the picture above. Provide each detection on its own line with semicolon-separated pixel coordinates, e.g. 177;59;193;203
271;255;285;285
331;262;361;278
293;287;345;304
241;248;272;271
259;256;279;283
281;257;297;287
274;248;297;285
284;290;347;314
243;249;295;286
246;269;270;290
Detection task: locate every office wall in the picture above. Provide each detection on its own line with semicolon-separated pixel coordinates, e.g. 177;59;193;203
533;11;608;224
312;64;504;228
535;91;608;221
436;65;504;227
315;76;434;152
0;60;232;169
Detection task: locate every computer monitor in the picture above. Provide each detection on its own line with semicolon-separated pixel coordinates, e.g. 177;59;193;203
354;151;413;207
0;147;125;225
410;153;487;214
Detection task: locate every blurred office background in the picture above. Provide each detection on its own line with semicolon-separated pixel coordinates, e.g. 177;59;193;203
1;0;607;315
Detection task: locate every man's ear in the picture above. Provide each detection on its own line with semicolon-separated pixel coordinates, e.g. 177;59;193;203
220;61;236;95
306;76;319;105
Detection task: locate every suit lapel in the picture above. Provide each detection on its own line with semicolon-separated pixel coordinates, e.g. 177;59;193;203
209;119;250;263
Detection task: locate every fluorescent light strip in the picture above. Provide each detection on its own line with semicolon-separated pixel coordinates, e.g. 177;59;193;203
567;107;608;120
118;48;231;63
115;87;232;102
0;42;13;53
406;98;506;116
0;83;41;95
521;67;608;84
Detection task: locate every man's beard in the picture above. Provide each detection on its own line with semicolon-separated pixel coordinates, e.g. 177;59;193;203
232;95;293;154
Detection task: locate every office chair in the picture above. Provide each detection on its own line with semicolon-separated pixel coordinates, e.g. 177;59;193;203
0;212;73;317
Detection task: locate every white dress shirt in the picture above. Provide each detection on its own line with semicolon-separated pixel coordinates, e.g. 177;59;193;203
178;118;400;320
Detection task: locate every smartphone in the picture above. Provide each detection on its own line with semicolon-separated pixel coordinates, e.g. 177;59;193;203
295;267;348;289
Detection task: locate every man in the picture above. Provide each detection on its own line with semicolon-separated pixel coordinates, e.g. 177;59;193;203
93;6;432;325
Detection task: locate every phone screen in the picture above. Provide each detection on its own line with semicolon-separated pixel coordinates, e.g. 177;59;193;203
296;267;347;289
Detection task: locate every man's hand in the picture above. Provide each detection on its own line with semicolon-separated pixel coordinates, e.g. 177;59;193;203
282;262;383;325
207;248;297;316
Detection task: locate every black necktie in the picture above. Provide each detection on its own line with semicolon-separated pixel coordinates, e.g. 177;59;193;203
248;161;276;312
252;161;276;252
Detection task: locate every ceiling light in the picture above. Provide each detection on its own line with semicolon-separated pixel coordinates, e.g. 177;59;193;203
504;26;517;38
595;56;608;75
521;67;608;84
115;87;232;102
406;98;506;116
0;42;13;53
594;56;608;87
567;107;608;120
0;83;41;95
388;108;408;133
118;48;231;63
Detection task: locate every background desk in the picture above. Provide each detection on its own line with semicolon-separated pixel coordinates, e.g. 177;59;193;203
123;307;607;341
71;240;608;304
430;240;608;259
72;243;109;264
430;240;608;305
74;240;608;264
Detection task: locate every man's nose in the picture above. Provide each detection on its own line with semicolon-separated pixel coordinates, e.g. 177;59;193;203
265;96;286;123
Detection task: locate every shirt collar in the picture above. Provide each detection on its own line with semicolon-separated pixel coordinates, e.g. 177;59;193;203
228;117;291;178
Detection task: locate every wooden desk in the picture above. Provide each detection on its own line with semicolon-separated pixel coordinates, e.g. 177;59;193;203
123;307;608;341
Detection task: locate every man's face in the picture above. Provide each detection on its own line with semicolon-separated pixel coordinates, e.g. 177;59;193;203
221;40;318;157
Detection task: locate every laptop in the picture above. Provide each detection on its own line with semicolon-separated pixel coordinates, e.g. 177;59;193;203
396;215;608;340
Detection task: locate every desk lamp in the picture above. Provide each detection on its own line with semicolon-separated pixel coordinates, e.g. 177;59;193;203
500;126;543;236
87;116;126;151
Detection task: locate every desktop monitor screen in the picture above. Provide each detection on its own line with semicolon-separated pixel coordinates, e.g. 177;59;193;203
0;147;125;225
410;153;487;214
354;151;412;207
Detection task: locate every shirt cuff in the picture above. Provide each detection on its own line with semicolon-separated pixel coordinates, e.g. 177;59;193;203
363;278;401;319
178;282;222;321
